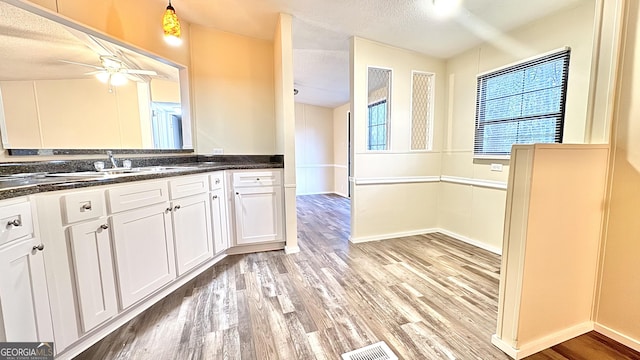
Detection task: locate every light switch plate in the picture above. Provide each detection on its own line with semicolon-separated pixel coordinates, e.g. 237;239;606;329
490;163;503;172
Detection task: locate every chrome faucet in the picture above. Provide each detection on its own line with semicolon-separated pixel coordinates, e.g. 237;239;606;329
106;151;118;168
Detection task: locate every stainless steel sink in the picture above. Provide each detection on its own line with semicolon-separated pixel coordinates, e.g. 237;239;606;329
45;165;199;178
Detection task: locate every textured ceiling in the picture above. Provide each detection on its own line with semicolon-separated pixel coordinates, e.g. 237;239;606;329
2;0;590;108
169;0;587;107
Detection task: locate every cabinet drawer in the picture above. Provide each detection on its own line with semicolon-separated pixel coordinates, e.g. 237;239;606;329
169;175;209;199
209;172;224;191
107;181;169;213
62;189;105;224
232;170;282;187
0;201;34;247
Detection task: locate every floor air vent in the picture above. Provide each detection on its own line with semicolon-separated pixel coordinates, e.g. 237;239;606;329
341;341;398;360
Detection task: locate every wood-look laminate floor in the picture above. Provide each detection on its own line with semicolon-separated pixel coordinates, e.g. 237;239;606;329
75;194;640;360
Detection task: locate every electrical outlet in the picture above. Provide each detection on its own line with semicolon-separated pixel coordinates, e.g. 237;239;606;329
212;148;224;155
490;163;503;172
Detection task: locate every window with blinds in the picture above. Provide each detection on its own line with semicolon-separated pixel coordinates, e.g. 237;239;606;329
474;49;571;157
367;67;392;151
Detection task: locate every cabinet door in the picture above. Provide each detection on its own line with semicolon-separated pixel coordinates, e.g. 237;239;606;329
210;188;229;254
68;219;117;333
110;203;176;309
172;194;213;275
234;186;283;245
0;238;53;342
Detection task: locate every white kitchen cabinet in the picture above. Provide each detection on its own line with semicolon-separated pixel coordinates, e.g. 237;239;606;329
210;172;229;254
0;233;53;342
210;187;228;254
171;193;213;275
232;170;283;245
169;175;214;275
110;202;176;309
68;219;117;333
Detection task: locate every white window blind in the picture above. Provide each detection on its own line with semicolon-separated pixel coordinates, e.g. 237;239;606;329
474;49;571;156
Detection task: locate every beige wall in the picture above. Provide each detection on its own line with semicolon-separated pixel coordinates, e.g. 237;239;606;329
190;26;276;155
596;0;640;348
438;1;596;250
333;103;350;197
350;37;445;241
295;103;334;195
0;79;142;149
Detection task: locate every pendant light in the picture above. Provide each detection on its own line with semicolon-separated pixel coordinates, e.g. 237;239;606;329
163;0;182;46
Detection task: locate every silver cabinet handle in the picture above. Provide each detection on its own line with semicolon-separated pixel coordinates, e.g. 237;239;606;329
212;195;218;200
100;224;109;230
32;243;44;251
174;205;181;211
82;203;92;211
7;219;21;227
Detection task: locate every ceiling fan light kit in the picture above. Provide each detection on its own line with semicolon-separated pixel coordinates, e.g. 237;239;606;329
163;0;182;46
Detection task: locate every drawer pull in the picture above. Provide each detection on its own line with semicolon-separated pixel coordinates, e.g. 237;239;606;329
166;207;173;213
7;219;21;227
173;205;181;211
212;195;218;200
81;203;92;211
256;178;260;181
215;179;221;184
100;224;109;230
32;243;44;251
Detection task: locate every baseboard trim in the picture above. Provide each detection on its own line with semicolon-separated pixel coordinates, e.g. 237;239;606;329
595;323;640;353
349;228;437;243
297;191;336;196
284;245;300;254
226;242;285;255
491;335;518;358
434;228;502;255
492;322;594;359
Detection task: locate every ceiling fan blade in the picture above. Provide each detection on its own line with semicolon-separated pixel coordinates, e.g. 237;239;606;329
59;59;103;70
84;70;105;76
124;69;158;76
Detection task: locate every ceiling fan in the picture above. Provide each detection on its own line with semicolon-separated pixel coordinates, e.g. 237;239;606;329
61;55;158;86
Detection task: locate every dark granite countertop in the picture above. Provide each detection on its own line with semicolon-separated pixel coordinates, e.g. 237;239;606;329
0;155;283;201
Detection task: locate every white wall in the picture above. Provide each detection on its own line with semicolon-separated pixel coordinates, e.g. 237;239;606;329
333;103;350;197
350;37;445;242
295;103;335;195
596;0;640;349
438;1;596;251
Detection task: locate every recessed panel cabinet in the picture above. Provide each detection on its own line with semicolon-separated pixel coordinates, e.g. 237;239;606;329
0;198;53;344
171;193;213;275
211;188;228;254
68;219;117;333
0;237;53;342
110;202;176;309
232;170;284;245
